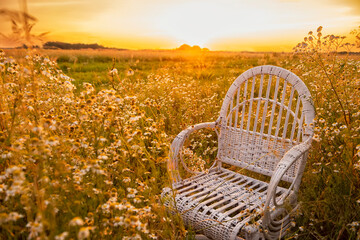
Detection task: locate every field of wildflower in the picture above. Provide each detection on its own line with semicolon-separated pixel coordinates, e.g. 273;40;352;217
1;27;360;239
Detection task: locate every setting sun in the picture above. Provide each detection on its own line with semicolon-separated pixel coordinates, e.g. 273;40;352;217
1;0;360;50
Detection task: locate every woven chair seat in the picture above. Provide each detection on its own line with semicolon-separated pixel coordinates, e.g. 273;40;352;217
163;168;286;240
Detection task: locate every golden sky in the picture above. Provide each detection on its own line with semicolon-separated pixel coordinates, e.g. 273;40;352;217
0;0;359;51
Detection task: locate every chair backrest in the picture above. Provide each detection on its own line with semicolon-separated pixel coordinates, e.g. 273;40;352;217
217;65;315;182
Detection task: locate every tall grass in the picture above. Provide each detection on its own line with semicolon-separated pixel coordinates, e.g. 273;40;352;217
290;26;360;239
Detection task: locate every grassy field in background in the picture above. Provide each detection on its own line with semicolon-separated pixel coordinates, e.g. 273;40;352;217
5;49;289;92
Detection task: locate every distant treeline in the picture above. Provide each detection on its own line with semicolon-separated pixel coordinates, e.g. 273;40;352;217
43;42;211;51
176;44;209;52
43;41;127;50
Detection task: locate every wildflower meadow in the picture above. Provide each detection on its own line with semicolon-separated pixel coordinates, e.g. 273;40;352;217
0;26;360;239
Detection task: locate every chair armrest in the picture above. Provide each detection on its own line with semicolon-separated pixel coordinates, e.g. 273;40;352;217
262;138;312;236
168;122;217;183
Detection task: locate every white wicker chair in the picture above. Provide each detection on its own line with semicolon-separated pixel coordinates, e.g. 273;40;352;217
162;65;315;240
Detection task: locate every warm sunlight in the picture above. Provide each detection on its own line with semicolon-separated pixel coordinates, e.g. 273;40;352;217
0;0;360;50
152;0;360;50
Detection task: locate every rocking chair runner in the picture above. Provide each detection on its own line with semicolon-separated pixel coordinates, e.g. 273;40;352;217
162;65;315;240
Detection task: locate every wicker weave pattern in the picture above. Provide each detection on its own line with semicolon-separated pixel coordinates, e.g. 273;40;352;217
218;65;314;182
163;66;315;239
163;168;286;240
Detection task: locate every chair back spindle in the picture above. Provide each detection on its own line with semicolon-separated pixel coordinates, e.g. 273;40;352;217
217;66;315;182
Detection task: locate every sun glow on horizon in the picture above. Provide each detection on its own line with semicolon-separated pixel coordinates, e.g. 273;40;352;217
151;0;360;50
0;0;359;51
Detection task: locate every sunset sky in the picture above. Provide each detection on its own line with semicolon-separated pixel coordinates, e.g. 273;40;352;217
1;0;360;51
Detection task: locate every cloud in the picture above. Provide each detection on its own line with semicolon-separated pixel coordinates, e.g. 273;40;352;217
278;0;360;14
331;0;360;14
29;1;84;7
304;0;360;23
